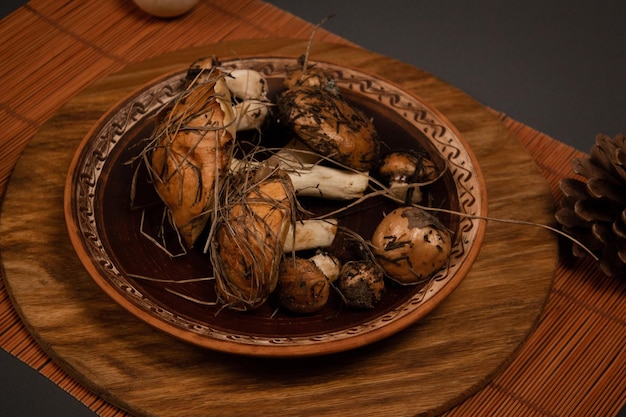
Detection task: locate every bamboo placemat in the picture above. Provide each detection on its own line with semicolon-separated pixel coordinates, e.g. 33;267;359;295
0;1;624;416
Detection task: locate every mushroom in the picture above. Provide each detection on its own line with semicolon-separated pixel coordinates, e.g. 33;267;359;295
188;62;271;132
338;260;385;309
149;65;235;247
224;68;271;131
229;140;371;200
211;168;294;311
376;149;440;204
226;64;374;196
277;256;332;314
277;81;380;172
371;206;452;284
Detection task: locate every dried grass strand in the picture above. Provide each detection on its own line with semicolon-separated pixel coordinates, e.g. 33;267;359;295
127;273;214;284
301;14;335;79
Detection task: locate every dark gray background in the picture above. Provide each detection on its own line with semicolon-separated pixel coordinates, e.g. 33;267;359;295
268;0;626;152
1;1;625;416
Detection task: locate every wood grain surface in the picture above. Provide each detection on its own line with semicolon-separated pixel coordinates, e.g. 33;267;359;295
0;40;557;417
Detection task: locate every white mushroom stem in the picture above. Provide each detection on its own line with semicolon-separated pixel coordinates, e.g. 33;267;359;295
280;160;370;200
283;219;338;252
276;140;371;199
308;250;341;282
230;145;370;200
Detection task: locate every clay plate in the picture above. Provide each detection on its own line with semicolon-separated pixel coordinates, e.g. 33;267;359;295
65;57;487;357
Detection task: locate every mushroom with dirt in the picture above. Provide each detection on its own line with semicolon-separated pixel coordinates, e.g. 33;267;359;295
211;167;294;311
148;64;235;247
371;206;452;284
376;149;441;204
210;166;340;311
277;67;380;172
277;253;339;314
338;260;385;309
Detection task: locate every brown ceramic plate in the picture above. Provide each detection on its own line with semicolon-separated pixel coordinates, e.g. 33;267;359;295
65;57;487;357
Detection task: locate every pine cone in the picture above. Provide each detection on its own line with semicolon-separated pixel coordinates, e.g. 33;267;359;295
555;133;626;278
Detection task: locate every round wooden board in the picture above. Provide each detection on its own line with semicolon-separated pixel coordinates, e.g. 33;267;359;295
0;40;556;417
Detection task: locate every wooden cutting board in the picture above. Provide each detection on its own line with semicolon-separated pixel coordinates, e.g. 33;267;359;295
0;39;557;417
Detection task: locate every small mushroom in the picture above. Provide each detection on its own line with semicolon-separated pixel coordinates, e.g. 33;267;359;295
338;260;385;309
277;257;331;314
371;207;452;284
186;56;215;81
376;149;440;204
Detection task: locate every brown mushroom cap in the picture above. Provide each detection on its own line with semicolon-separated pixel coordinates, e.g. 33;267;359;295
282;66;337;93
377;149;439;184
338;260;385;309
277;86;380;172
212;169;294;311
150;70;234;246
277;257;330;314
376;149;441;204
371;206;452;284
